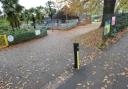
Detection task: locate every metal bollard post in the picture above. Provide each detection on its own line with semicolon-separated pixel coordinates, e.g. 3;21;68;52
73;43;80;69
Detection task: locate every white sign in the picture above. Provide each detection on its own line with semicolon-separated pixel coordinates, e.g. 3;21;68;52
112;16;116;26
8;35;14;42
35;30;41;36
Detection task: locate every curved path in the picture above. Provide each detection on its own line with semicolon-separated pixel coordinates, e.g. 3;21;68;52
58;32;128;89
0;23;100;89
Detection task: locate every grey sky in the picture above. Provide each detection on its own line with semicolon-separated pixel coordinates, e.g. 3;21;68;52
19;0;50;9
0;0;54;10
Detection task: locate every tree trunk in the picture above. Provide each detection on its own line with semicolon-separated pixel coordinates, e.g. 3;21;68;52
101;0;116;27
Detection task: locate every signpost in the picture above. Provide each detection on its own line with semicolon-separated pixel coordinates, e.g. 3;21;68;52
102;16;116;45
104;20;111;36
102;19;111;46
103;16;116;37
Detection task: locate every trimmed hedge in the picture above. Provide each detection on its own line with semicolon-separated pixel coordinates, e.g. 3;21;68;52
115;13;128;31
107;13;128;36
1;28;47;45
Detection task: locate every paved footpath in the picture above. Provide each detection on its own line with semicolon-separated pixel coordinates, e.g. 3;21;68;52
57;33;128;89
0;23;100;89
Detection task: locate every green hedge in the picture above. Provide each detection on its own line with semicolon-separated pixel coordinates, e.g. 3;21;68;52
1;28;47;45
115;13;128;31
108;13;128;36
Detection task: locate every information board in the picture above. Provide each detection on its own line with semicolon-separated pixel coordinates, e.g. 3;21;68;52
104;20;111;36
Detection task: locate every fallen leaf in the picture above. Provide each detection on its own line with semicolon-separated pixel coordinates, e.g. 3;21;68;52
92;71;96;75
120;72;125;76
52;74;55;77
104;76;108;79
76;83;82;86
87;81;90;85
82;85;86;88
101;87;105;89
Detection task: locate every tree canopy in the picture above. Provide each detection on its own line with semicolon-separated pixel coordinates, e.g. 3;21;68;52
0;0;24;29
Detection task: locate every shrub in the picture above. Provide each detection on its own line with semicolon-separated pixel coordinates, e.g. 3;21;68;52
1;28;47;45
0;19;10;32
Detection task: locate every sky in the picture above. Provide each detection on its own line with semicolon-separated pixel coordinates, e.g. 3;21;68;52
0;0;54;10
19;0;50;9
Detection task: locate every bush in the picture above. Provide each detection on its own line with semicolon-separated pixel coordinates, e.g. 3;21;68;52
115;13;128;32
0;19;10;32
1;28;47;45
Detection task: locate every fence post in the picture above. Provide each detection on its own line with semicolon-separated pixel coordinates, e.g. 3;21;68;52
0;35;8;49
4;35;8;46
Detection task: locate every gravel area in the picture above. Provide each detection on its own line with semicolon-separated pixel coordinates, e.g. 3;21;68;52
0;23;100;89
57;33;128;89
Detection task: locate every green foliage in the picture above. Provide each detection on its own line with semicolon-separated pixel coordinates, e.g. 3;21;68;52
115;13;128;31
45;1;56;19
22;6;45;23
35;6;45;23
60;0;103;15
68;0;85;16
116;0;128;12
107;13;128;36
0;19;10;32
86;0;103;15
0;0;24;29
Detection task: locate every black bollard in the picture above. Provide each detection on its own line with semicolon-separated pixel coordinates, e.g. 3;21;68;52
73;43;80;69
